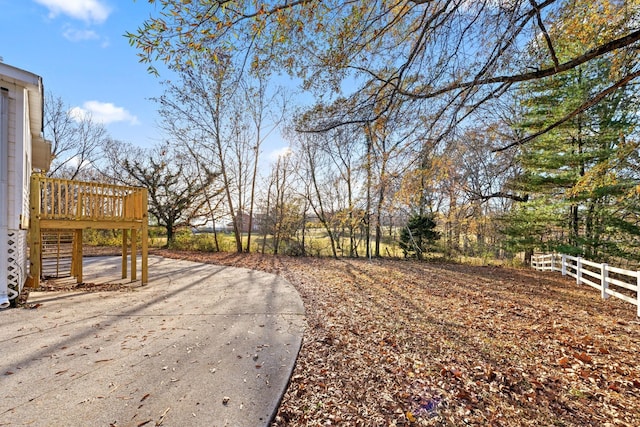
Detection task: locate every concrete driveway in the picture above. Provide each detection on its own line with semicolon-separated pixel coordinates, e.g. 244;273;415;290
0;256;306;427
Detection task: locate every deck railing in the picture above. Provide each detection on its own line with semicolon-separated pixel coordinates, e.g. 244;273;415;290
29;174;148;287
34;176;146;222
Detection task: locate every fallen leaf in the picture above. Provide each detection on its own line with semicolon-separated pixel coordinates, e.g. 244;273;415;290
147;251;640;426
608;383;621;392
406;411;416;422
574;352;593;364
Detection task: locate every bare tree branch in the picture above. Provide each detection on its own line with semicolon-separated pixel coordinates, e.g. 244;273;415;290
400;29;640;99
530;0;560;70
471;190;529;203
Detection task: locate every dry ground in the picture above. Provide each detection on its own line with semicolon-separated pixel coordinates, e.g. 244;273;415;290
38;248;640;425
149;250;640;427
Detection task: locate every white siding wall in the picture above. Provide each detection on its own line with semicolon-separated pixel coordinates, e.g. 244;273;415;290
20;87;31;229
7;88;18;230
0;87;8;305
1;83;31;299
17;88;30;292
1;64;44;306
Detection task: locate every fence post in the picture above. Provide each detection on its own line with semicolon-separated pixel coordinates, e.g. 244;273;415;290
637;272;640;318
601;263;609;300
561;255;566;276
576;257;582;285
551;254;555;271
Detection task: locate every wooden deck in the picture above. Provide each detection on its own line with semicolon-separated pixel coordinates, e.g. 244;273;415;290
29;175;148;287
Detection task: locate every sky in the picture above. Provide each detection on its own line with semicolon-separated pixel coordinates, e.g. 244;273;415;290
0;0;167;148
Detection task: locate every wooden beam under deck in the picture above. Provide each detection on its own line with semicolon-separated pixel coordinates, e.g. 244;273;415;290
39;219;144;230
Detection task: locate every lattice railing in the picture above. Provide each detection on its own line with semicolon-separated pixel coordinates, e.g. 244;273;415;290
6;229;27;296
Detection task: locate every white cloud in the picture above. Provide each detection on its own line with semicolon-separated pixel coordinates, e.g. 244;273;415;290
70;101;139;125
62;25;109;46
63;27;99;42
34;0;111;24
268;146;292;161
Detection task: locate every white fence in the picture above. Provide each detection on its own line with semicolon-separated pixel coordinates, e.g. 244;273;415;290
531;254;640;317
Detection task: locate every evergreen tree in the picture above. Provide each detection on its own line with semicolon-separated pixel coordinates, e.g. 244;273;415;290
504;2;640;262
400;214;440;259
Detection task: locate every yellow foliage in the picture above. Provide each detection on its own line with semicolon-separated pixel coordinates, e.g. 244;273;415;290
551;0;640;58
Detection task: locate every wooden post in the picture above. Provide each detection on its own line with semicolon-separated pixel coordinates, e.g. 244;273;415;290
71;231;77;277
141;189;148;285
74;229;83;283
77;189;83;219
131;228;137;281
637;272;640;318
576;257;582;285
601;263;609;300
561;255;567;276
121;229;128;279
29;174;41;288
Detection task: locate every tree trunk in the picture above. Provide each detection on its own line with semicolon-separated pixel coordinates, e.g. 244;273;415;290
212;216;220;252
261;180;272;255
524;249;533;265
300;209;307;256
365;125;372;259
306;147;338;258
166;222;175;248
374;163;386;258
246;145;259;253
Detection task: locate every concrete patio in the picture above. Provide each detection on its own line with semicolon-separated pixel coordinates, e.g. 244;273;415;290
0;256;306;427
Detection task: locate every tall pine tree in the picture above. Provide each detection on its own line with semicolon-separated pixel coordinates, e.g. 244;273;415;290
504;0;640;262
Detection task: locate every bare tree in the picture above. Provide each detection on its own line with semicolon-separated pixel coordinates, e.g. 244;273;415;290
44;92;108;179
241;79;288;252
261;151;304;255
129;0;640;146
157;52;287;253
366;116;419;257
156;53;245;251
295;132;339;258
120;145;219;246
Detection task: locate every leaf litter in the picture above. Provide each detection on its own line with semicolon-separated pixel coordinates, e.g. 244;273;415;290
145;250;640;425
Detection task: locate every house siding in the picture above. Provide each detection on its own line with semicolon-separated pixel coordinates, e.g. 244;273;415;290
7;90;18;230
4;83;29;298
1;86;8;305
1;69;41;304
20;87;31;229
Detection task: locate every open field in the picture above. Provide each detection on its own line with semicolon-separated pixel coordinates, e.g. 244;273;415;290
149;250;640;426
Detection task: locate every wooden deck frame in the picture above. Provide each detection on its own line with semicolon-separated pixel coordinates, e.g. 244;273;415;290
29;174;148;287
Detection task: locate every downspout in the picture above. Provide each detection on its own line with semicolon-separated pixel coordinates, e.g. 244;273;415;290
1;87;10;308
